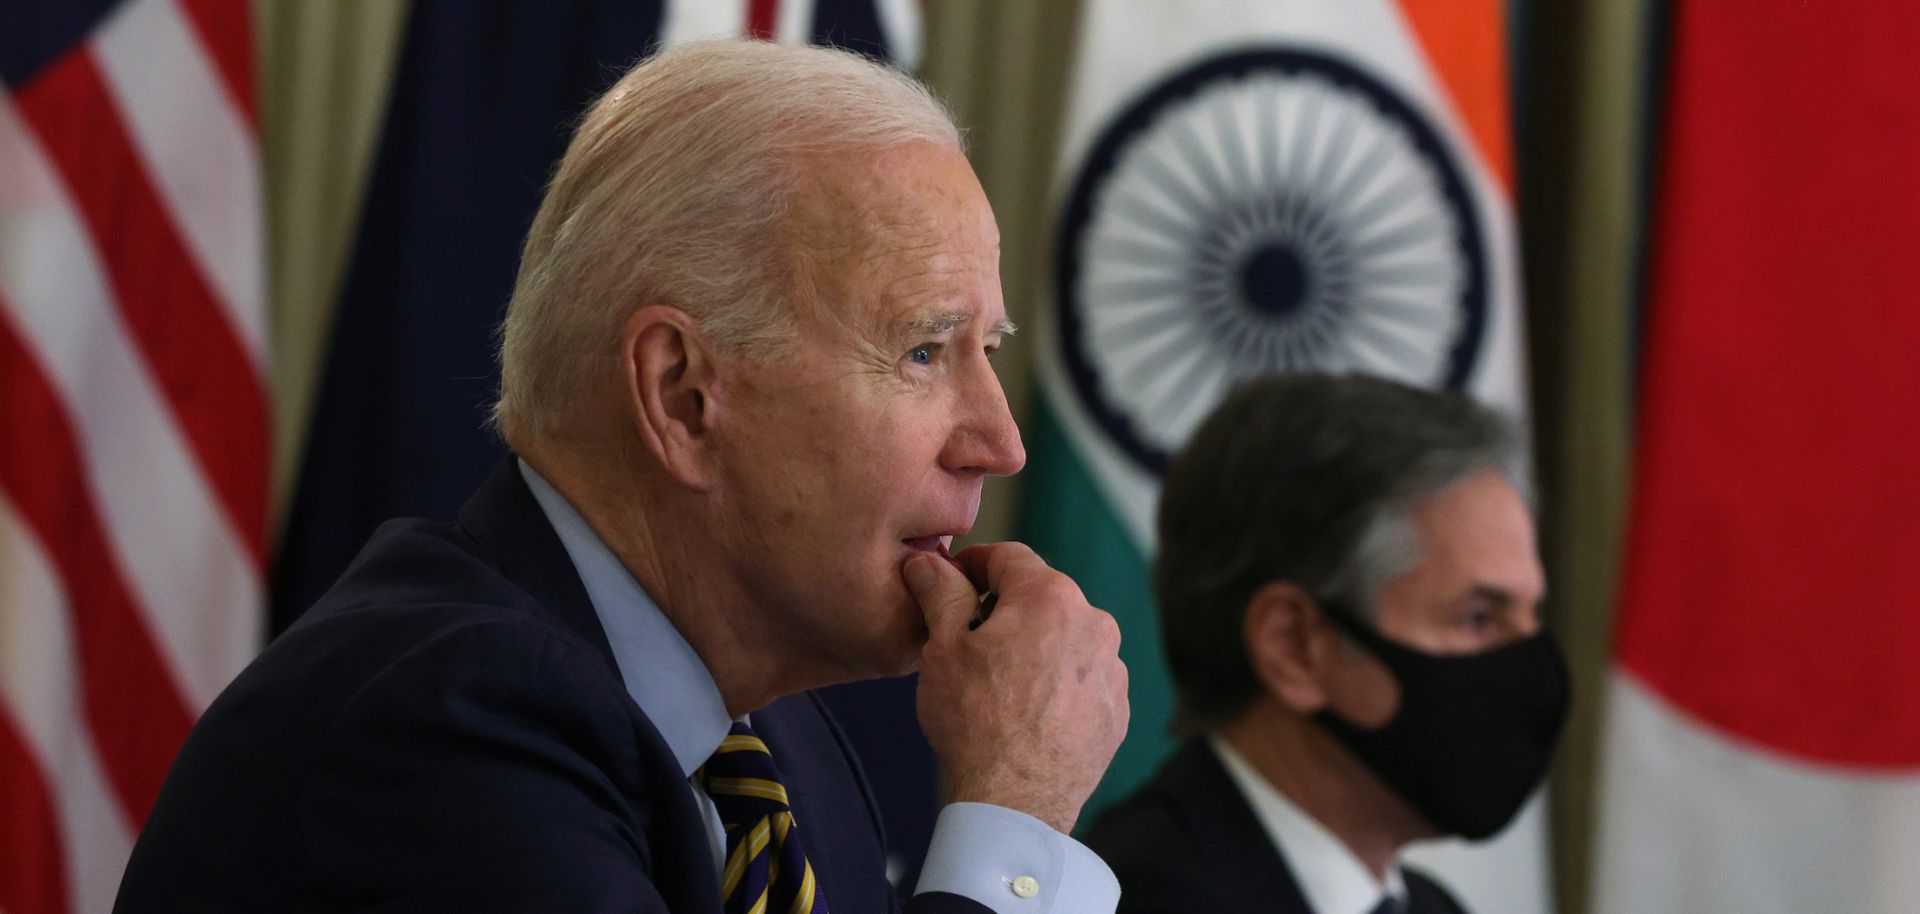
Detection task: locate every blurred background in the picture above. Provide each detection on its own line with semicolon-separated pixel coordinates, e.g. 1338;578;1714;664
4;1;1917;913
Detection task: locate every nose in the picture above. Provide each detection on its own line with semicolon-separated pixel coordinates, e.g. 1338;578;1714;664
1509;602;1543;640
942;359;1026;477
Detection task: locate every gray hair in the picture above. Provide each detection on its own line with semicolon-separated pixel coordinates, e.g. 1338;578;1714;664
1154;372;1523;733
1321;421;1529;615
493;40;962;444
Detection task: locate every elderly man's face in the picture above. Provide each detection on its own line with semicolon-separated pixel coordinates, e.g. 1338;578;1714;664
706;141;1024;679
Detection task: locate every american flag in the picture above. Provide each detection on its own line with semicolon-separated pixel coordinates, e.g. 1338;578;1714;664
0;0;266;911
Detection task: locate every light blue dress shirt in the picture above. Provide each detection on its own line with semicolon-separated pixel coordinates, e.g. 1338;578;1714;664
519;463;1119;913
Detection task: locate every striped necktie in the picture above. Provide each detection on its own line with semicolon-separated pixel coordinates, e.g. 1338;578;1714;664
700;722;828;914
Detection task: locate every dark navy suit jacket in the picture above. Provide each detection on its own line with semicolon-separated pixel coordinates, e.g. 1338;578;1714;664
1084;740;1468;914
114;460;987;913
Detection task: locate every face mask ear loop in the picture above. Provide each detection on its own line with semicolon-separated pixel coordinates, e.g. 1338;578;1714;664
1311;594;1393;659
1307;594;1408;738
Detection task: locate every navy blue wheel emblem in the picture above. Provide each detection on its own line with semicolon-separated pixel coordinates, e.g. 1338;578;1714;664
1055;48;1489;476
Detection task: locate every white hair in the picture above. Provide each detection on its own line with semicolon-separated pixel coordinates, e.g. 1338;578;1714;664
1324;507;1424;617
493;40;963;443
1327;455;1530;622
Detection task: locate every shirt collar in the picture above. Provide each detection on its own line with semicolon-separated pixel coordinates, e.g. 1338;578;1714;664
519;461;731;778
1209;734;1407;914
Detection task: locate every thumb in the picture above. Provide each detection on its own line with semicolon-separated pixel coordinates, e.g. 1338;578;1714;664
902;552;981;634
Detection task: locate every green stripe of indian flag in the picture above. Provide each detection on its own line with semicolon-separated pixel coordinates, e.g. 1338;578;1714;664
1015;394;1173;820
1023;3;1547;909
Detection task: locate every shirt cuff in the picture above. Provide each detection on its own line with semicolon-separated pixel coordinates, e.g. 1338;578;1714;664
913;802;1120;914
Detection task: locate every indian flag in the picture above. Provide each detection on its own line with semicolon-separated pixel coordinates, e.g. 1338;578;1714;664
1019;1;1546;911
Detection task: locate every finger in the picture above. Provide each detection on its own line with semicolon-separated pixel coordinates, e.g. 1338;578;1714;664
951;541;1046;595
903;552;986;635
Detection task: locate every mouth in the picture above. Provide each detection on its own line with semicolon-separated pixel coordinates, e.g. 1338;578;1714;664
898;533;960;568
901;534;956;556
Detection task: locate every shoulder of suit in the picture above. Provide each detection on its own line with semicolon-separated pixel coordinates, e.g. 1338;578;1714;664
1083;762;1207;872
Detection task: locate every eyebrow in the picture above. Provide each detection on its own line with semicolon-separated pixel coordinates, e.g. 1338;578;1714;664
1461;582;1547;607
896;312;1018;339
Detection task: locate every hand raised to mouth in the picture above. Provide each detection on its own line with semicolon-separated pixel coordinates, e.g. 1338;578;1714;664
903;542;1130;835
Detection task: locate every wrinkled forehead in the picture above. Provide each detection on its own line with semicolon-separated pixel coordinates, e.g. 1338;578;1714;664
786;144;1002;335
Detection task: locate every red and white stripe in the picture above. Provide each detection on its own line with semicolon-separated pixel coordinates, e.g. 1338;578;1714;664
659;0;924;70
0;0;265;910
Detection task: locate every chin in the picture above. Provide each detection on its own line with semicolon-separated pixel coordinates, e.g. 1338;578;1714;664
834;645;920;683
876;609;931;677
820;598;926;682
872;620;928;678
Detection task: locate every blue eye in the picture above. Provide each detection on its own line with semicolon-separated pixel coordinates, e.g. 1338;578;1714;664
907;344;935;365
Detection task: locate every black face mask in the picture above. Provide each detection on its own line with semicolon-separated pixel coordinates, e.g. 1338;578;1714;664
1310;598;1571;841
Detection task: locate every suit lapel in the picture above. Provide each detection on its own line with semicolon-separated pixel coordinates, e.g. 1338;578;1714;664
1158;740;1317;913
454;456;724;911
455;457;621;673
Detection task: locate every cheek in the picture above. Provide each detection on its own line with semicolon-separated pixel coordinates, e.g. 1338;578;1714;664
750;429;898;557
1338;653;1404;728
832;413;935;496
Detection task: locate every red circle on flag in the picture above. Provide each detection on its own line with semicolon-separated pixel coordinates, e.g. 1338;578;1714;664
1614;0;1920;769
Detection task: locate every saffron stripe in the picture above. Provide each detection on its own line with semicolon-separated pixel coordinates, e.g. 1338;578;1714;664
12;47;270;567
0;307;197;826
170;0;256;124
0;708;71;914
1392;0;1515;193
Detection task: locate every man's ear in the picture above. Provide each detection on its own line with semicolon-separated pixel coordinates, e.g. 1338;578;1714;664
1243;580;1340;714
621;305;717;491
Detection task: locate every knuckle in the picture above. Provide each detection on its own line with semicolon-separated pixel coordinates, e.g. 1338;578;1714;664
1039;573;1087;609
988;541;1042;575
1005;541;1043;564
919;633;956;666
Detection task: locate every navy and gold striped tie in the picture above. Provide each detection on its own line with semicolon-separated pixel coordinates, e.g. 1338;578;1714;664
700;722;827;914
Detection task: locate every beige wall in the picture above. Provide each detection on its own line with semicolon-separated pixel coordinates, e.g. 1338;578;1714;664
1517;2;1650;911
256;0;411;534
